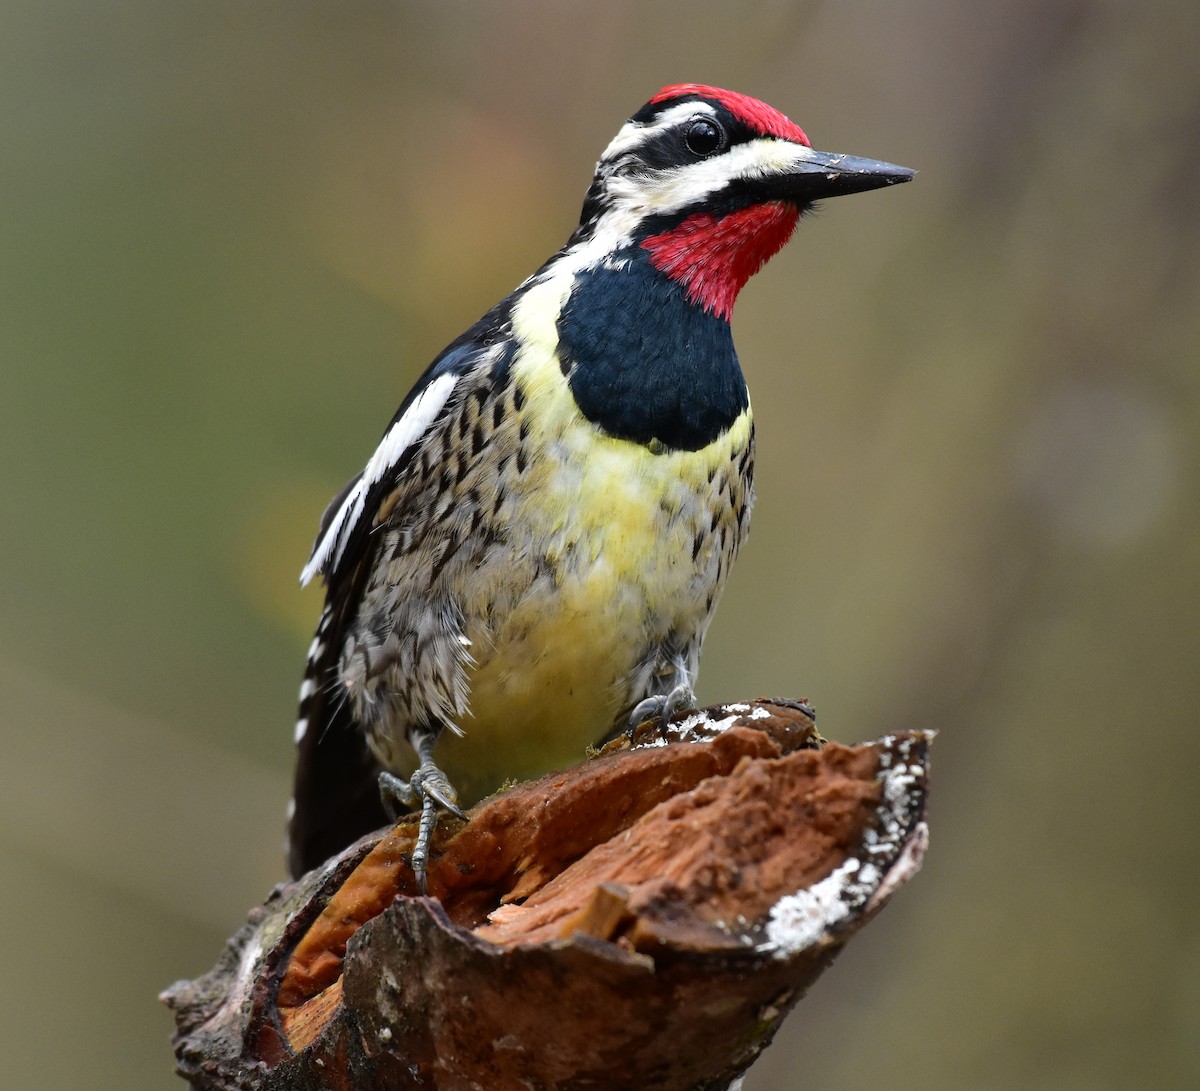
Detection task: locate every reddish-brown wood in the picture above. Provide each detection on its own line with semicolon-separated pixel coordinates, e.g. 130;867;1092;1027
162;700;931;1091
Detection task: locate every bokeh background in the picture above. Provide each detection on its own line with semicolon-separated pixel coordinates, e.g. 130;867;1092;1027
3;1;1198;1087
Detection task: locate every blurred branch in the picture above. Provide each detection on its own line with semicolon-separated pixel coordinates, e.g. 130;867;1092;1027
162;700;930;1090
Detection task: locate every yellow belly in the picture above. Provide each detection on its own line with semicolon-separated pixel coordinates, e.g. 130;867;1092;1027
435;406;752;799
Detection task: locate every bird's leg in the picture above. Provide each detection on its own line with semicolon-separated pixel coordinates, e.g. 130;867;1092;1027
378;726;466;895
628;682;696;742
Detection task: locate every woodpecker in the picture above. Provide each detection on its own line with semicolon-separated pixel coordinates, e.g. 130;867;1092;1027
288;84;912;883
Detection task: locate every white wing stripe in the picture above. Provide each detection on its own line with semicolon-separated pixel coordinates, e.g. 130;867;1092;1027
364;371;460;489
300;370;460;585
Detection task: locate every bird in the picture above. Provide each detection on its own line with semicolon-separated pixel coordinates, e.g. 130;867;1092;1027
287;84;913;885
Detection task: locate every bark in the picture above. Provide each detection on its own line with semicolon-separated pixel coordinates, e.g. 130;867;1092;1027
162;699;931;1090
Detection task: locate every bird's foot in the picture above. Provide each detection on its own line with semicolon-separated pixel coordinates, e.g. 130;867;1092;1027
627;683;696;742
379;761;466;895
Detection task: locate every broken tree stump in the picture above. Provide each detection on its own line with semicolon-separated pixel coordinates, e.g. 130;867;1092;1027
162;699;931;1090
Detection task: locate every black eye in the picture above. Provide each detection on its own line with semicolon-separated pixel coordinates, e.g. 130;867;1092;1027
683;117;725;157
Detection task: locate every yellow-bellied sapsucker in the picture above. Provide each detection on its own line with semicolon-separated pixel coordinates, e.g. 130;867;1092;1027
288;84;912;885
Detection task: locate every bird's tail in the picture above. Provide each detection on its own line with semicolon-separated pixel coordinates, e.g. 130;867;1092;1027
286;605;387;878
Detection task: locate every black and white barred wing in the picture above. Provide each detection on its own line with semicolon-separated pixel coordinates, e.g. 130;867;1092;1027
287;344;480;879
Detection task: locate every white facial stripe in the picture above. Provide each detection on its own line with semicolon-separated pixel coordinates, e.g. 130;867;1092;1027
598;101;720;161
300;369;461;585
606;137;810;218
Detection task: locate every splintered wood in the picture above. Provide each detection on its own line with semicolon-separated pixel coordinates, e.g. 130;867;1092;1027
163;700;930;1091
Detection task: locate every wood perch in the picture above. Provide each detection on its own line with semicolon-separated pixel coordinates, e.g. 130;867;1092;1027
162;699;931;1090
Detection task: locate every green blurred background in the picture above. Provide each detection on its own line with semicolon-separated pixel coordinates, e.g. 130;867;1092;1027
3;1;1198;1087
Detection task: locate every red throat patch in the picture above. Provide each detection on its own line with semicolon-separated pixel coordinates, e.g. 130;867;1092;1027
640;203;800;321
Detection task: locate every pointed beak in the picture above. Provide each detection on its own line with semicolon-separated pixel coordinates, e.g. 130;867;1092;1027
770;146;915;201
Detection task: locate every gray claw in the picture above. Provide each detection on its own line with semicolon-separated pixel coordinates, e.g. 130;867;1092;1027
379;769;418;816
628;683;696;740
662;683;696;723
629;695;665;728
377;753;465;893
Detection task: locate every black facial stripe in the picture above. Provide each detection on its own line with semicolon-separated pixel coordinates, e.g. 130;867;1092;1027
627;99;762;151
576;165;806;243
609;122;749;176
628;180;808;243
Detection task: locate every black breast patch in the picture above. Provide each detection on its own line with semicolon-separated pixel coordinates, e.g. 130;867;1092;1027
556;257;748;452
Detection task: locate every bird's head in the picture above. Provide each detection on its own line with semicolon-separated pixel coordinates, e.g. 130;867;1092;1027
575;84;913;320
